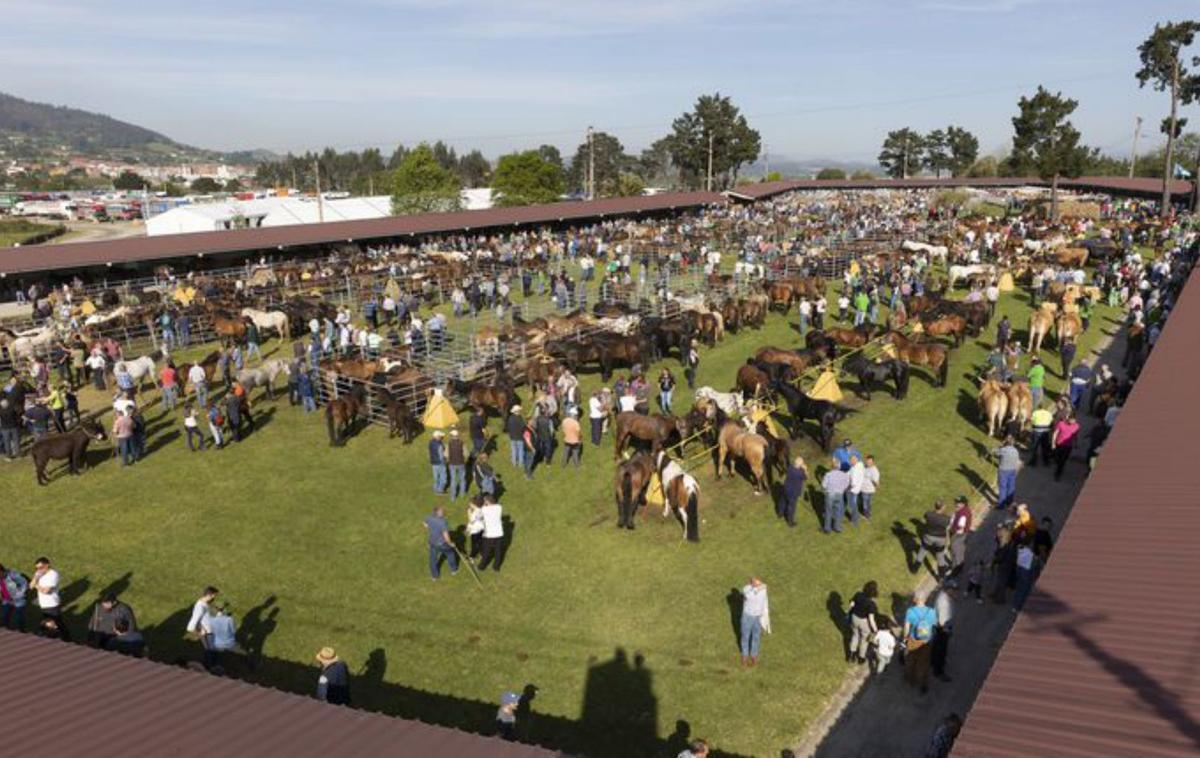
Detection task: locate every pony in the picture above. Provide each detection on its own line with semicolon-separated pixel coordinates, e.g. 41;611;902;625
773;380;841;450
715;420;770;494
113;355;160;391
449;377;518;417
918;315;967;346
236;358;290;400
377;387;420;443
614;452;655;530
735;362;773;400
241;307;291;340
693;386;746;418
325;385;367;446
613;412;689;460
978;378;1010;438
841;354;909;400
656;451;701;541
753;346;821;376
884;331;950;387
31;419;108;485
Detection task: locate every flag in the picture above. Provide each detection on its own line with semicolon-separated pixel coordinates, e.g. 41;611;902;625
1173;163;1193;179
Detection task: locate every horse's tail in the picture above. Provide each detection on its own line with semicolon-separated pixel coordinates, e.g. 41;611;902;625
939;350;950;386
685;488;700;542
620;468;634;518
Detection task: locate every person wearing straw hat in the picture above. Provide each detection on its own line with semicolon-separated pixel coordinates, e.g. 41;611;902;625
314;647;351;705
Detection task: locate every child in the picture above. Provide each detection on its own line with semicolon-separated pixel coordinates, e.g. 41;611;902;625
871;618;897;675
966;559;986;604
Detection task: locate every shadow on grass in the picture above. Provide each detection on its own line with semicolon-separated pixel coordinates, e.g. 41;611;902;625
825;591;850;661
891;519;919;572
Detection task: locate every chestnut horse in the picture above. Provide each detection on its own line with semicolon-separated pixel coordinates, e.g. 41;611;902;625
715;420;770;494
325;385;367;446
613;412;689;460
613;452;655;529
884;331;949;387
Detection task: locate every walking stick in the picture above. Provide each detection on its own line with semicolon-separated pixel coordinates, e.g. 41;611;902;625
453;544;485;590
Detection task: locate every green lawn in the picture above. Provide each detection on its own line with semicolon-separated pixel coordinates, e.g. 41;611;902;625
0;279;1119;756
0;218;63;247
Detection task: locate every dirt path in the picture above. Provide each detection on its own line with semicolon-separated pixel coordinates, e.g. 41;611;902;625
55;220;144;244
795;323;1127;758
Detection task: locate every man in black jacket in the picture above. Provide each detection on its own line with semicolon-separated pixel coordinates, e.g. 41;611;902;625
505;406;525;470
0;398;20;460
315;647;351;705
913;501;951;578
87;593;138;649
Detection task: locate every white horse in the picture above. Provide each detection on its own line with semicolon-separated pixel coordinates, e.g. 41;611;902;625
656;451;702;541
1021;235;1067;253
948;264;996;290
236;358;291;400
901;240;949;260
241;308;291;341
694;386;746;417
114;355;159;390
84;305;131;328
3;325;59;364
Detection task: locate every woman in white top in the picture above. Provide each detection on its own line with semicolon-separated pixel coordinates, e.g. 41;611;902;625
466;498;485;559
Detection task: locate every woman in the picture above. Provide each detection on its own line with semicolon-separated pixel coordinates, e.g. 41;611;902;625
1050;413;1080;480
466;496;486;559
847;581;879;665
657;368;676;413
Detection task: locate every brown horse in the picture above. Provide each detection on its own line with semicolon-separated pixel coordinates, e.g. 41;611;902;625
211;316;247;341
377;388;419;443
613;452;655;529
1055;311;1082;345
825;326;877;348
753;346;820;376
328;359;382;381
735;362;772;399
715;420;770;494
919;314;967;346
178;351;221;392
613;412;689;460
657;452;702;542
450;377;518;416
326;385;367;446
1027;306;1056;353
885;331;949;387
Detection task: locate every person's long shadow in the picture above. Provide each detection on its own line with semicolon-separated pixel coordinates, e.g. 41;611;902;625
807;466;829;528
577;647;659;757
964;435;990;461
239;594;279;667
725;588;743;653
891;519;919;571
143;429;181;456
956;462;992;500
495;515;516;572
825;591;850;661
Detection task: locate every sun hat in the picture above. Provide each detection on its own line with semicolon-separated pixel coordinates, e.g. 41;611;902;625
449;429;459;437
315;647;339;665
501;691;521;707
432;430;444;438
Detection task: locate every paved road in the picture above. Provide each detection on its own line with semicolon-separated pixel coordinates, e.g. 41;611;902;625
797;326;1126;758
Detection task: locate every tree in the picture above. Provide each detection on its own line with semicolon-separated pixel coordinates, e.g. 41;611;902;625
850;169;875;180
610;173;645;197
762;171;784;182
537;145;564;173
1135;21;1200;213
816;168;846;180
637;137;675;187
390;143;462;215
223;179;244;193
877;128;924;179
967;156;1000;177
1010;86;1090;219
944;126;980;177
568;131;633;196
430;141;458;172
922;129;951;177
457;150;491;188
190;177;222;193
667;93;761;189
491;150;564;207
113;170;146;190
158;182;186;197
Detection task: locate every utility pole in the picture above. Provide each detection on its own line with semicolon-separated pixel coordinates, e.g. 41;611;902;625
368;175;374;196
290;165;297;194
902;133;909;180
313;158;325;224
1192;137;1200;213
706;132;714;192
587;126;595;201
763;142;770;180
1129;115;1143;178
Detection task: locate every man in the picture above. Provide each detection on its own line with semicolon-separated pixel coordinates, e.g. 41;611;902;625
469;406;487;457
832;439;862;472
588;391;605;446
995;315;1011;351
984;280;1000;318
930;584;956;682
1068;361;1093;409
245;320;262;363
739;576;769;667
446;429;466;500
496;690;521;741
203;602;239;672
847;581;879;664
0;563;29;630
534;406;555;465
423;506;458;580
428;430;447;495
778;456;807;528
31;557;61;624
107;617;145;658
913;501;951;578
477;497;505;572
0;398;20;460
926;714;963;758
505;406;526;469
1059;336;1077;379
1027;357;1046;409
678;739;710;758
1011;542;1038;612
188;362;208;409
1033;516;1056;566
315;647;351;705
224;390;244;443
561;408;582;467
87;592;137;649
186;586;220;667
992;435;1020;509
1028;403;1053;466
847;454;865;525
852;289;870;327
903;592;937;694
684;339;700;390
160;361;179;412
947;496;972;578
860;455;880;519
820;460;850;534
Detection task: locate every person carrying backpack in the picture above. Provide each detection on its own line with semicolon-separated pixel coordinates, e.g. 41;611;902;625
903;592;937;694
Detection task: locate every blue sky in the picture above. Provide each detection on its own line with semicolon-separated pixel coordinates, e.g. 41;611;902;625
2;1;1197;163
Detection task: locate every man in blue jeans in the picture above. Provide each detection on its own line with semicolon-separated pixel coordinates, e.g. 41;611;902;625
422;506;458;580
821;461;850;534
993;435;1020;509
739;576;769;666
428;431;447;494
505;406;526;469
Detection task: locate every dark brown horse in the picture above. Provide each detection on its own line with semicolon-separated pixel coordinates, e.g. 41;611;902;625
31;419;108;485
735;361;772;399
825;326;877;348
449;377;518;416
211;316;247;341
613;412;690;460
885;331;950;387
613;452;655;529
378;388;419;443
918;314;967;346
326;385;367;446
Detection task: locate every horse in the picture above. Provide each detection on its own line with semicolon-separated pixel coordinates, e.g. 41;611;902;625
918;314;967;346
753;347;821;376
613;412;689;460
378;387;420;443
325;385;367;446
948;264;995;289
715;420;770;494
1027;306;1055;353
236;358;290;400
1054;247;1088;268
1005;380;1033;430
1;325;58;366
656;451;701;541
211;316;247;341
614;452;655;530
884;331;949;387
901;240;949;260
1055;311;1082;346
177;351;222;391
735;361;773;400
773;381;841;450
693;386;746;418
113;355;160;391
449;377;519;417
824;326;877;348
241;307;292;340
31;419;108;485
841;354;910;400
978;378;1010;438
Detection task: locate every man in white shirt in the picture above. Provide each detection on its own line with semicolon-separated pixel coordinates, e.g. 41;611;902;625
186;586;220;667
847;455;865;525
31;557;61;621
477;498;505;572
860;455;881;519
188;362;208;408
588;391;605;446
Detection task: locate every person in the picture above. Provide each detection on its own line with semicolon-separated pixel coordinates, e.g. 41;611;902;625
188;362;208;408
993;435;1020;509
478;497;505;572
469;405;487;457
1051;413;1079;480
107;617;146;658
947;496;972;578
739;576;770;667
1027;357;1046;408
466;497;485;560
1059;335;1077;379
925;713;963;758
534;406;555;465
31;557;61;625
1011;541;1038;612
966;559;986;604
872;618;897;676
112;408;135;466
423;506;458;580
0;563;29;631
846;454;865;525
474;452;497;498
87;593;137;650
588;391;605;446
561;408;582;467
207;403;225;449
1028;403;1053;465
447;429;467;500
658;368;676;413
777;456;808;528
914;501;951;579
798;296;811;336
1033;516;1055;566
832;438;862;472
930;584;955;682
496;690;520;741
298;369;316;412
428;430;447;494
859;455;880;518
204;602;239;673
505;406;526;469
677;739;710;758
995;314;1011;351
186;586;220;667
684;339;700;389
847;581;879;664
1068;360;1093;409
821;460;850;534
87;349;108;391
813;295;826;330
245;320;262;363
160;361;179;412
903;592;937;693
0;398;20;460
315;647;351;705
183;403;206;451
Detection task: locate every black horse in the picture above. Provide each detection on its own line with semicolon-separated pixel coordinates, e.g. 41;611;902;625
31;419;108;485
773;380;842;451
842;354;910;400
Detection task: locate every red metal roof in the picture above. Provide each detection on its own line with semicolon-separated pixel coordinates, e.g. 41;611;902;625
0;630;553;757
954;266;1200;757
727;175;1195;201
0;191;726;276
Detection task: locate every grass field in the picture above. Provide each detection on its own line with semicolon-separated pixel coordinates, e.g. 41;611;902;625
0;218;63;247
0;279;1119;756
